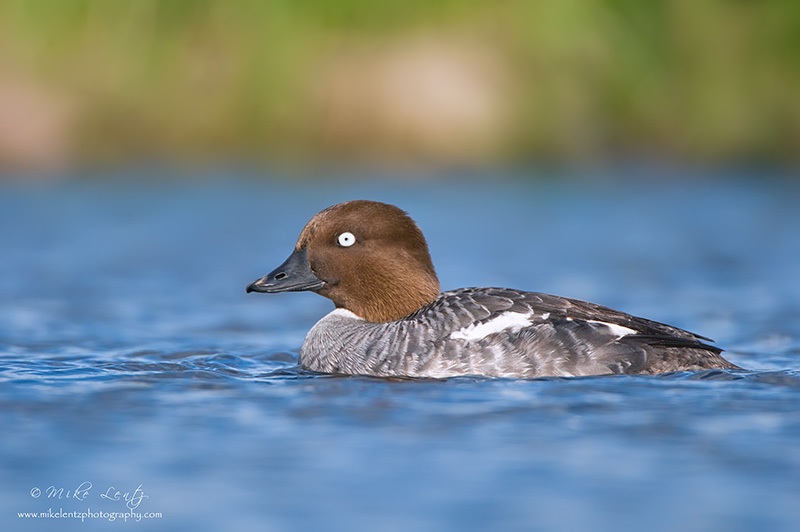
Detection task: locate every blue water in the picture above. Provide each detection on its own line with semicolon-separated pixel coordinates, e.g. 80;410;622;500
1;168;799;531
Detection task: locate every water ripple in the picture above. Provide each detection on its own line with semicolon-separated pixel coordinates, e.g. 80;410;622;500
2;176;800;532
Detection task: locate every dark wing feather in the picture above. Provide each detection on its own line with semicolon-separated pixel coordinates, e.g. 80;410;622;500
460;287;714;342
409;288;736;376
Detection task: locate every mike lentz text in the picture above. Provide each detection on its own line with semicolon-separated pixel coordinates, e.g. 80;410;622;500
29;482;150;510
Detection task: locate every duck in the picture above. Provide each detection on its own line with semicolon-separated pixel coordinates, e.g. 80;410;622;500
247;200;741;378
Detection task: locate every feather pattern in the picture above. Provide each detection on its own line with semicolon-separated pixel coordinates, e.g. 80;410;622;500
299;287;738;378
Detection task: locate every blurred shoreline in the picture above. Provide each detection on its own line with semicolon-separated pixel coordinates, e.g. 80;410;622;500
1;1;799;172
1;160;797;185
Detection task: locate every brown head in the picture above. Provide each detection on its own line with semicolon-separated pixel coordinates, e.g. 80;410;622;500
247;200;441;322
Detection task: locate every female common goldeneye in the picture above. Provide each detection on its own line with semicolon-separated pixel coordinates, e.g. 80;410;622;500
247;200;740;378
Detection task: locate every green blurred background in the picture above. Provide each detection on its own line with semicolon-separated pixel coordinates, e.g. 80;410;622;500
1;0;798;171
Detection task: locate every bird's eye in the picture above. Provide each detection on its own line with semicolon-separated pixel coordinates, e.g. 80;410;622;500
337;232;356;247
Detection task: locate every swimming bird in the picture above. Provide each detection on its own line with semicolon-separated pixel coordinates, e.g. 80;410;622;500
247;200;740;378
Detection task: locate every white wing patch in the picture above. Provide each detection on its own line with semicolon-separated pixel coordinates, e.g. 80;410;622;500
586;320;636;338
450;311;534;341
